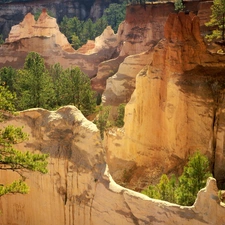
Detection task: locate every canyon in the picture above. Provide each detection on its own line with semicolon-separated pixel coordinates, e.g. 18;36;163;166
0;1;225;225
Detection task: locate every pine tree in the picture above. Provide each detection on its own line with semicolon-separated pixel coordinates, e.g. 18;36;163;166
206;0;225;41
142;152;212;206
0;90;48;196
14;52;55;110
0;125;48;196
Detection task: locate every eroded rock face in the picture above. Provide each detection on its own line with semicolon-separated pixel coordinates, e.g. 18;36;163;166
0;11;118;78
106;12;225;190
0;106;224;225
0;0;121;39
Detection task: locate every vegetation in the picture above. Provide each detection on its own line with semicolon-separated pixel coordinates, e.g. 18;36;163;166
94;106;110;139
115;103;125;128
142;152;212;206
59;2;126;49
0;52;97;117
0;87;48;196
206;0;225;41
174;0;185;12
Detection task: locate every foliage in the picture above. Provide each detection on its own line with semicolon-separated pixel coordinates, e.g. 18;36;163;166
175;151;212;205
0;66;17;92
59;2;126;49
206;0;225;41
115;103;125;128
0;86;16;112
174;0;185;12
0;53;97;117
13;52;55;110
0;125;48;196
94;106;110;139
142;151;212;206
102;2;126;33
50;64;97;116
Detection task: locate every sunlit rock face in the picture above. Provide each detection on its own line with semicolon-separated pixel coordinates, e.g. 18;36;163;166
0;106;224;225
100;1;213;106
106;12;225;191
0;11;118;78
0;0;121;39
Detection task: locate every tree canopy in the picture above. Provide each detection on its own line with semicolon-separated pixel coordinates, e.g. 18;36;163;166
0;52;97;117
142;151;212;206
206;0;225;41
0;86;48;197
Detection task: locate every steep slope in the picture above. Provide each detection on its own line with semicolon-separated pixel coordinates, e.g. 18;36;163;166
0;10;118;78
106;12;225;191
0;0;121;38
0;106;224;225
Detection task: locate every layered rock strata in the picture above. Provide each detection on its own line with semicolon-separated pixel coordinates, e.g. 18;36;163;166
0;11;118;78
0;106;224;225
106;12;225;190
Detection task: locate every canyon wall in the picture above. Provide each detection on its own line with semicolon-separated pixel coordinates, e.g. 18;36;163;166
105;12;225;191
97;1;212;103
0;0;121;39
0;106;224;225
0;10;118;78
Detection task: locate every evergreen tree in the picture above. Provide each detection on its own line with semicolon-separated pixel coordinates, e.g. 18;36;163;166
142;151;212;206
0;91;48;196
115;103;125;128
94;106;110;139
174;0;185;12
102;2;126;33
0;66;17;92
175;152;212;205
50;66;96;116
0;125;48;196
0;85;16;112
206;0;225;41
14;52;55;110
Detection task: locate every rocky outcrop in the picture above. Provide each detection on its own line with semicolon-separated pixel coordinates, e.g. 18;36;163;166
0;0;121;39
0;11;118;78
0;106;225;225
106;12;225;190
5;9;74;52
97;1;213;106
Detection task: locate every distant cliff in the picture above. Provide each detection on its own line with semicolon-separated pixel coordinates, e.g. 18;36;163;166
0;0;121;38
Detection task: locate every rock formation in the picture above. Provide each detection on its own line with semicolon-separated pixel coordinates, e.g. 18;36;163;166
0;106;224;225
96;1;213;105
106;12;225;191
0;0;121;39
0;10;118;78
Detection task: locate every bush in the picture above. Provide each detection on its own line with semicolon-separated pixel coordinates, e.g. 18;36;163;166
142;151;212;206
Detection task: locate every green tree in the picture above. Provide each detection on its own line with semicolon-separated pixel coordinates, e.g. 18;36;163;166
102;2;126;33
142;151;212;206
0;66;17;92
0;85;16;112
142;174;177;203
0;125;48;196
50;65;96;116
14;52;55;110
206;0;225;41
174;0;185;12
175;151;212;205
94;106;110;139
115;103;125;127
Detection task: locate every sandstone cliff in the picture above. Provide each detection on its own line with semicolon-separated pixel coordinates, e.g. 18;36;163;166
0;10;118;78
0;106;224;225
96;1;213;104
106;12;225;191
0;0;121;39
